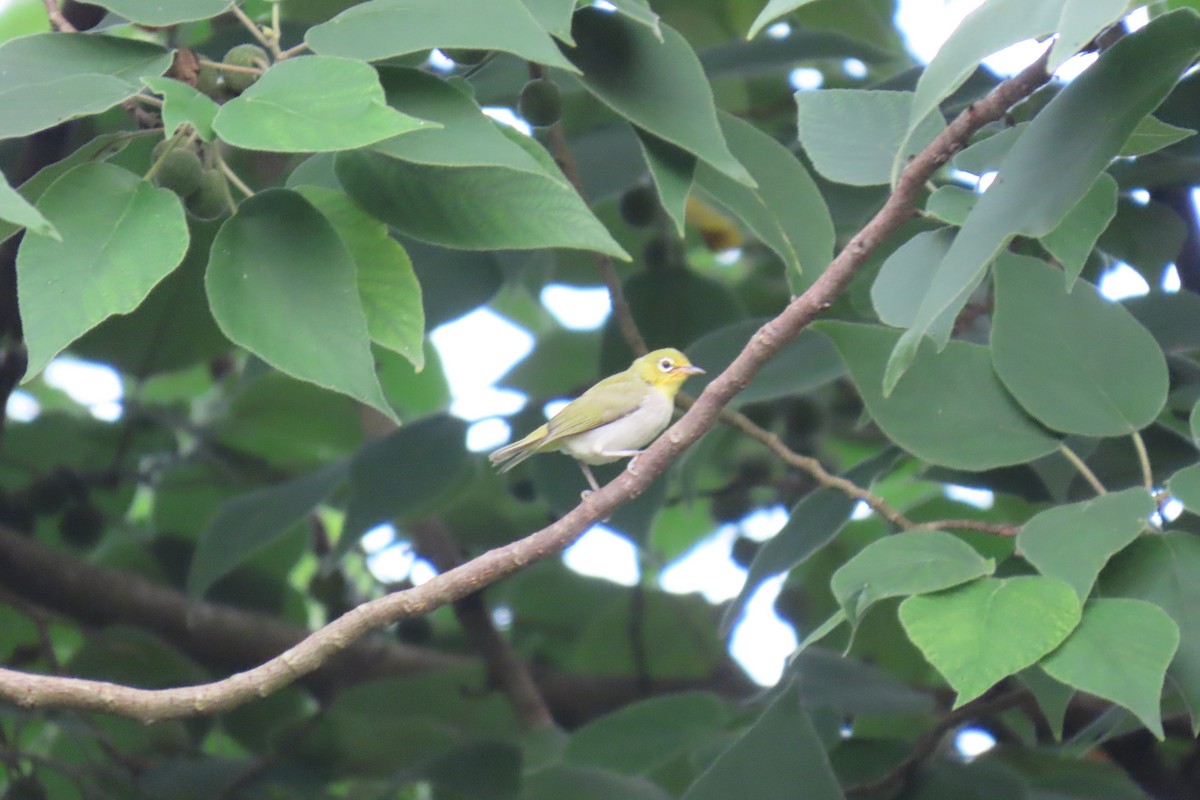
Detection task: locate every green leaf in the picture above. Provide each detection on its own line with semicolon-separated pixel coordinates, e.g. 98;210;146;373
89;0;232;24
341;415;470;547
909;0;1064;137
523;766;673;800
565;692;725;775
336;149;628;259
295;187;424;370
832;531;996;621
1120;115;1196;157
1168;462;1200;515
635;131;694;238
791;648;936;716
0;169;55;239
17;163;189;379
0;33;171;138
565;8;752;186
205;189;395;419
187;461;347;597
899;576;1082;707
990;255;1168;436
889;10;1200;387
794;90;945;186
373;67;547;174
521;0;576;42
142;76;219;141
924;186;976;226
682;683;842;800
1041;599;1179;738
1019;668;1073;741
820;322;1059;470
722;449;899;635
1047;0;1136;71
1018;488;1153;600
306;0;578;71
1040;173;1118;287
872;228;956;329
695;111;834;278
606;0;661;37
686;321;844;409
212;56;433;153
746;0;824;40
1102;533;1200;732
1193;401;1200;447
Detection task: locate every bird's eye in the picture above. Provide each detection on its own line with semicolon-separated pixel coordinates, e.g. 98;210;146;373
658;358;673;371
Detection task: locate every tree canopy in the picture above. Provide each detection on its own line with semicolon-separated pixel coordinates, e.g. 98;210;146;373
1;0;1200;798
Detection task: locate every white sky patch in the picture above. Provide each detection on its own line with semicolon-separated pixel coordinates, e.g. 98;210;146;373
955;727;997;760
541;284;612;330
767;22;791;39
6;390;39;422
366;542;416;583
1163;265;1181;294
431;308;533;421
976;171;997;192
410;558;438;585
741;505;789;541
1125;6;1149;32
427;49;455;72
563;524;640;586
851;500;873;520
467;417;512;452
543;398;571;419
789;67;823;91
1128;188;1150;205
1159;496;1184;524
1099;263;1150;301
43;357;123;421
452;387;527;422
483;107;532;137
843;58;868;79
660;525;747;603
361;524;396;553
895;0;986;64
730;575;798;686
944;485;994;510
592;0;617;10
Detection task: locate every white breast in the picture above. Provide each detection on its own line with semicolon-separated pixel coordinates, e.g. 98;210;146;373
558;388;674;465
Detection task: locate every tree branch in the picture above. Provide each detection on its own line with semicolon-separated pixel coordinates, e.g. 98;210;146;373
41;0;77;32
0;51;1051;721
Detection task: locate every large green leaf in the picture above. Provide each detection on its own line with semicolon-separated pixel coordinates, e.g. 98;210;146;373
0;169;55;239
373;67;547;174
832;531;996;622
722;450;899;635
0;33;171;138
17;162;189;379
565;693;726;775
745;0;825;40
340;415;470;547
1046;0;1136;71
1017;487;1153;600
635;131;694;237
887;10;1200;391
564;8;752;186
521;0;576;42
1102;533;1200;731
872;228;955;329
187;461;348;597
990;255;1168;436
695;111;834;279
1041;599;1179;738
681;683;842;800
1040;173;1118;287
899;576;1082;707
1168;462;1200;514
205;189;395;419
794;90;944;186
89;0;232;24
142;76;219;141
306;0;577;71
212;56;433;153
820;322;1059;470
296;187;424;370
336;149;628;258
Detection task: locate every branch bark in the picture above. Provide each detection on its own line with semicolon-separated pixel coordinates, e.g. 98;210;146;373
0;52;1051;722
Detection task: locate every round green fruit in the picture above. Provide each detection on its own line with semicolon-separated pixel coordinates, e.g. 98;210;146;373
619;184;660;227
152;148;203;197
518;78;562;127
186;169;229;219
195;64;222;98
222;43;268;93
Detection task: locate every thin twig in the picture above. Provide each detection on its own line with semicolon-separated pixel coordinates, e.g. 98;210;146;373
215;155;255;198
1059;443;1107;495
228;3;275;54
0;50;1052;722
196;57;263;76
1131;430;1153;493
277;42;310;60
41;0;76;32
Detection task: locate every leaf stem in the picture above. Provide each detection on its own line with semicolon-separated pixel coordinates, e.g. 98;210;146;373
196;57;263;76
1059;442;1107;495
215;153;254;199
229;2;276;55
1131;429;1153;493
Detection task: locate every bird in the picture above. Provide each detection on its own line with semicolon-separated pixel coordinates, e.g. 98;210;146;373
489;348;705;492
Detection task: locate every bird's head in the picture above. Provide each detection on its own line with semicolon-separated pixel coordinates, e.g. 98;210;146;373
632;348;705;395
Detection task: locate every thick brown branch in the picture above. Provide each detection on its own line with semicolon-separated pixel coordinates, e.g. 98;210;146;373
0;52;1050;721
41;0;77;32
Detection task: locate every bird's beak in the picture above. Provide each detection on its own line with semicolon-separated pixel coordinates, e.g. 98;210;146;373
676;365;705;376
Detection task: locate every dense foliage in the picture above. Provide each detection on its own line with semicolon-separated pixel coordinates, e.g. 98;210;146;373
1;0;1200;798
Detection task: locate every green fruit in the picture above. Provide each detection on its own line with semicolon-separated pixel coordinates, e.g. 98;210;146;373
152;148;203;197
619;185;660;227
222;43;268;93
518;78;562;127
195;64;222;98
186;169;229;219
60;502;103;549
442;48;489;65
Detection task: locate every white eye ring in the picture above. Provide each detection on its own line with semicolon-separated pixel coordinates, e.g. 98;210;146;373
658;358;673;371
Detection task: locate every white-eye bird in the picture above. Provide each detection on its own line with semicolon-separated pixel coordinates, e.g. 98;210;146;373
489;348;705;492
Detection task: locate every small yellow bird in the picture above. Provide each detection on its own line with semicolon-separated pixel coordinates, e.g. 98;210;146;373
489;348;705;492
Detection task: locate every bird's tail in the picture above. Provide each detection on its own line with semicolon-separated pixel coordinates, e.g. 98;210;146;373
487;425;548;473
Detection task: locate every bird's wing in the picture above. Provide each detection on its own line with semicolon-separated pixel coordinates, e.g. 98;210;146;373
539;374;644;447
